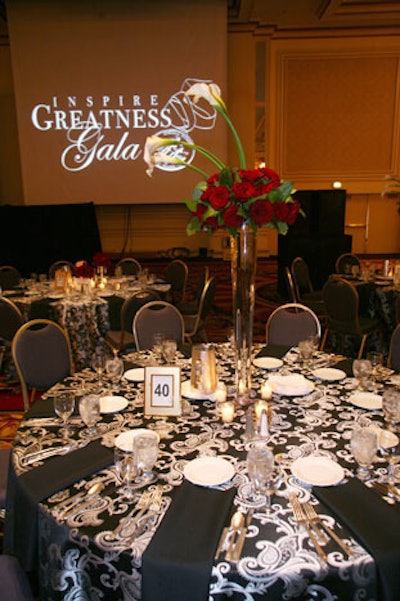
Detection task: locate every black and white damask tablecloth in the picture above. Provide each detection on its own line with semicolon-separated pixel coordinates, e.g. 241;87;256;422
5;344;400;601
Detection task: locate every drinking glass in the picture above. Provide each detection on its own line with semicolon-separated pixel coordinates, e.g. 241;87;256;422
134;434;159;483
366;351;384;390
352;359;372;391
161;338;177;363
247;446;274;505
152;333;164;359
350;427;378;481
382;389;400;491
91;351;106;386
298;339;314;365
105;353;124;390
114;446;140;499
79;394;101;436
53;392;75;438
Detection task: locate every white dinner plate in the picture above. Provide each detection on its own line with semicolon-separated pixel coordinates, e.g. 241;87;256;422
291;456;345;487
181;380;215;401
311;367;347;382
115;428;159;451
48;292;64;299
268;374;315;397
348;392;382;410
367;425;399;449
99;395;128;414
97;290;114;298
183;456;235;487
123;368;145;382
253;357;283;370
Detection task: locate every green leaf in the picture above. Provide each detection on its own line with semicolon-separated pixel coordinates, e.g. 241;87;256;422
186;217;200;236
219;167;233;187
184;199;198;212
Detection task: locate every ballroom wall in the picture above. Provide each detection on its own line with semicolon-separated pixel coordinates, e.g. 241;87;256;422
1;8;400;258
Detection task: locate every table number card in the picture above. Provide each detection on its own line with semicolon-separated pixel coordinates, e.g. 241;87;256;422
144;366;182;416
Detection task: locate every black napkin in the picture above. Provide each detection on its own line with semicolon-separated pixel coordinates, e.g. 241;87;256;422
314;479;400;601
5;441;113;571
332;358;354;377
255;343;292;359
26;396;57;418
142;481;236;601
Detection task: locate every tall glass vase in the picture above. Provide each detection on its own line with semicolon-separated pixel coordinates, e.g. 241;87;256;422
230;222;257;405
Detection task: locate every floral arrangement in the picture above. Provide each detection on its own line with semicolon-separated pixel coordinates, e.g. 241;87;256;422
144;82;301;236
74;260;95;279
92;251;113;272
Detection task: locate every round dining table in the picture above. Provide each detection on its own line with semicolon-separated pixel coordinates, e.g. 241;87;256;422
4;343;400;601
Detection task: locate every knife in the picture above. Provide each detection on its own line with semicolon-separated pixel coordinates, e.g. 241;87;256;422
232;508;254;562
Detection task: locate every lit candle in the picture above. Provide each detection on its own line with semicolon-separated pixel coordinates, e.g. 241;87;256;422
254;400;269;420
214;383;227;404
221;401;235;423
261;382;273;400
238;379;246;396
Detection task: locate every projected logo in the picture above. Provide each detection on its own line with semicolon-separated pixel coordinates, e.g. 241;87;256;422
30;78;218;173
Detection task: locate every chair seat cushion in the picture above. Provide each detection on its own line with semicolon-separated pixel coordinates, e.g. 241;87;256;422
0;555;34;601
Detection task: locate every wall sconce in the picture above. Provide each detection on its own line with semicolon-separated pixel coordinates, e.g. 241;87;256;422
332;181;342;189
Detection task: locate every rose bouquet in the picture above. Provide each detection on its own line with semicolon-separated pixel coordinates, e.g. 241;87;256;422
74;260;95;279
144;82;301;237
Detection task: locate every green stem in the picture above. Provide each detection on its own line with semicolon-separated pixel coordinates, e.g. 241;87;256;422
160;140;226;171
216;108;247;169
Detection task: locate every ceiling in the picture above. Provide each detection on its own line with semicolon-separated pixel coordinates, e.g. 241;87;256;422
228;0;400;29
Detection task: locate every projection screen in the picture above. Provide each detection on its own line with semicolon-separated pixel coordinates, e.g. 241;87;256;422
6;0;227;205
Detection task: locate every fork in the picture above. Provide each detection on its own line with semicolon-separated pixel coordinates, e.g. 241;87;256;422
113;490;152;537
302;501;354;557
289;494;328;563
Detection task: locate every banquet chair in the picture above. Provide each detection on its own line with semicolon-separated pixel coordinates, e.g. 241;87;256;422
291;257;324;303
335;252;361;275
265;303;321;347
105;289;161;352
0;266;21;290
116;257;142;276
0;554;34;601
388;323;400;371
177;266;210;315
165;259;188;304
284;266;298;303
48;260;74;279
183;276;217;343
132;301;185;350
0;297;24;345
320;276;382;359
12;319;73;411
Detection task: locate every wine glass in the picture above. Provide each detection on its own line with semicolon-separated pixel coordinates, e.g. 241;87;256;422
152;333;164;360
105;353;124;391
53;392;75;438
161;338;177;364
247;446;274;505
134;434;159;483
367;351;384;391
79;394;101;436
298;339;314;366
91;351;106;387
352;359;372;391
114;446;140;500
350;427;378;481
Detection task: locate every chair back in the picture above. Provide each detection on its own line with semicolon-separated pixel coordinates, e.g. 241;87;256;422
0;297;24;343
48;260;74;279
133;301;185;350
12;319;73;411
284;266;298;302
291;257;314;299
266;302;321;346
120;290;161;334
116;257;141;276
195;266;210;304
388;323;400;371
335;253;361;275
165;259;188;302
184;277;217;341
322;276;360;333
0;266;21;290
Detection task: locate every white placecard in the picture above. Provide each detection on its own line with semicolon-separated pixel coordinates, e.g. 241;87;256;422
144;366;181;416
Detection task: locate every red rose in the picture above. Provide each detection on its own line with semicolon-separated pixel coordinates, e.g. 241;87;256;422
232;181;256;202
204;185;230;210
223;205;244;228
237;169;263;182
193;203;208;220
249;199;273;226
286;200;300;225
259;167;281;187
206;173;220;185
202;216;218;231
273;202;290;222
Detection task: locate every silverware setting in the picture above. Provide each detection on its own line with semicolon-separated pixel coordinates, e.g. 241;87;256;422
289;493;353;562
21;441;87;466
230;508;254;562
57;482;105;519
370;480;400;500
215;509;253;562
113;487;163;538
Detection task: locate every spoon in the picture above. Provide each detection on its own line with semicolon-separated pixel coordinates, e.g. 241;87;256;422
58;482;104;518
225;511;245;561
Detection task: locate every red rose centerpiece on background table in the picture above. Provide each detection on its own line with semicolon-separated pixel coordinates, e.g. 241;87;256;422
144;82;301;404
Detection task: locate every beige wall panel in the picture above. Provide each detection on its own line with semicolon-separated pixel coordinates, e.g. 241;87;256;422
344;193;368;254
367;193;400;253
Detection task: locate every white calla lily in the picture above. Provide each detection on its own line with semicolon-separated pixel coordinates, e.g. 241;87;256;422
185;82;226;112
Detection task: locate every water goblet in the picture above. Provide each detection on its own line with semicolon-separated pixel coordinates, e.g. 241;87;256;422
114;446;140;500
161;338;177;364
382;389;400;491
352;359;372;391
53;392;75;438
298;339;314;365
91;351;106;386
134;434;159;483
105;353;124;390
152;333;164;360
366;351;384;390
247;446;274;505
79;394;101;437
350;427;378;481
